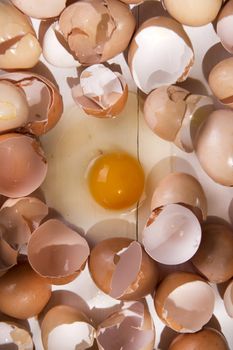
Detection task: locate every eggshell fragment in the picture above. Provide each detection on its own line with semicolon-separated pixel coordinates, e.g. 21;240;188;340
89;238;158;300
0;133;47;198
96;301;155;350
163;0;222;27
72;64;128;118
28;219;90;281
151;172;207;220
217;0;233;54
0;321;34;350
0;1;41;69
59;0;136;65
0;239;18;274
1;72;63;136
168;328;229;350
128;17;194;93
41;305;95;350
143;204;202;265
11;0;67;19
195;110;233;186
192;223;233;283
0;263;51;319
154;272;215;332
223;279;233;317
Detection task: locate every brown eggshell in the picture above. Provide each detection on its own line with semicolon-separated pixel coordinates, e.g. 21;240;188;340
223;279;233;317
28;219;90;280
192;223;233;283
0;321;34;350
168;328;229;350
46;269;84;286
11;0;67;19
151;172;207;220
96;301;155;350
195;109;233;186
154;272;215;332
217;0;233;54
0;1;41;69
0;238;18;273
1;72;63;136
89;237;159;301
0;263;51;319
41;305;95;350
0;133;47;198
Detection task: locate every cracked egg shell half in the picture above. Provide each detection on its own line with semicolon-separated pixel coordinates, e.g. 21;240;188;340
58;0;136;65
154;272;215;333
96;301;155;350
151;172;207;221
89;237;159;301
0;263;51;319
41;305;95;350
142;204;202;265
0;133;47;198
192;223;233;283
0;1;41;69
168;328;229;350
72;64;128;118
1;72;63;136
0;321;34;350
11;0;67;19
128;17;194;94
217;0;233;54
195;109;233;186
224;279;233;318
28;219;90;284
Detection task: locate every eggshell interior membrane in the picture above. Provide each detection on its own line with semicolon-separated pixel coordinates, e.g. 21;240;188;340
154;272;215;332
224;280;233;318
151;172;207;220
0;133;47;198
128;17;194;94
72;64;128;118
217;0;233;54
192;223;233;283
168;328;229;350
41;305;95;350
143;204;201;265
0;1;41;69
1;72;63;136
89;237;158;301
163;0;222;26
28;219;90;279
0;263;51;319
96;301;155;350
0;239;18;273
0;322;34;350
195;109;233;186
59;0;136;65
43;22;81;68
11;0;67;19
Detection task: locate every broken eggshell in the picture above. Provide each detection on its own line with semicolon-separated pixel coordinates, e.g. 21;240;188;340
27;219;90;283
154;272;215;333
0;133;47;198
217;0;233;54
142;204;202;265
72;64;128;118
195;109;233;186
0;0;41;69
0;321;34;350
96;301;155;350
58;0;136;65
89;238;159;301
1;72;63;136
151;172;207;220
223;279;233;318
41;305;95;350
128;17;194;94
11;0;67;19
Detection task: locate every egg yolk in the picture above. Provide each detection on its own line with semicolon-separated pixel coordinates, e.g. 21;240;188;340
88;153;145;210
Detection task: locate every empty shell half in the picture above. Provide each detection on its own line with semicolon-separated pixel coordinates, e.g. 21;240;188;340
96;301;155;350
89;238;159;300
217;0;233;54
223;279;233;318
1;72;63;136
154;272;215;332
72;64;128;118
0;1;41;69
41;305;95;350
11;0;67;19
0;321;34;350
128;17;194;94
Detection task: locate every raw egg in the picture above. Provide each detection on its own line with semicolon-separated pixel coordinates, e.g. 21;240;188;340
88;153;145;210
